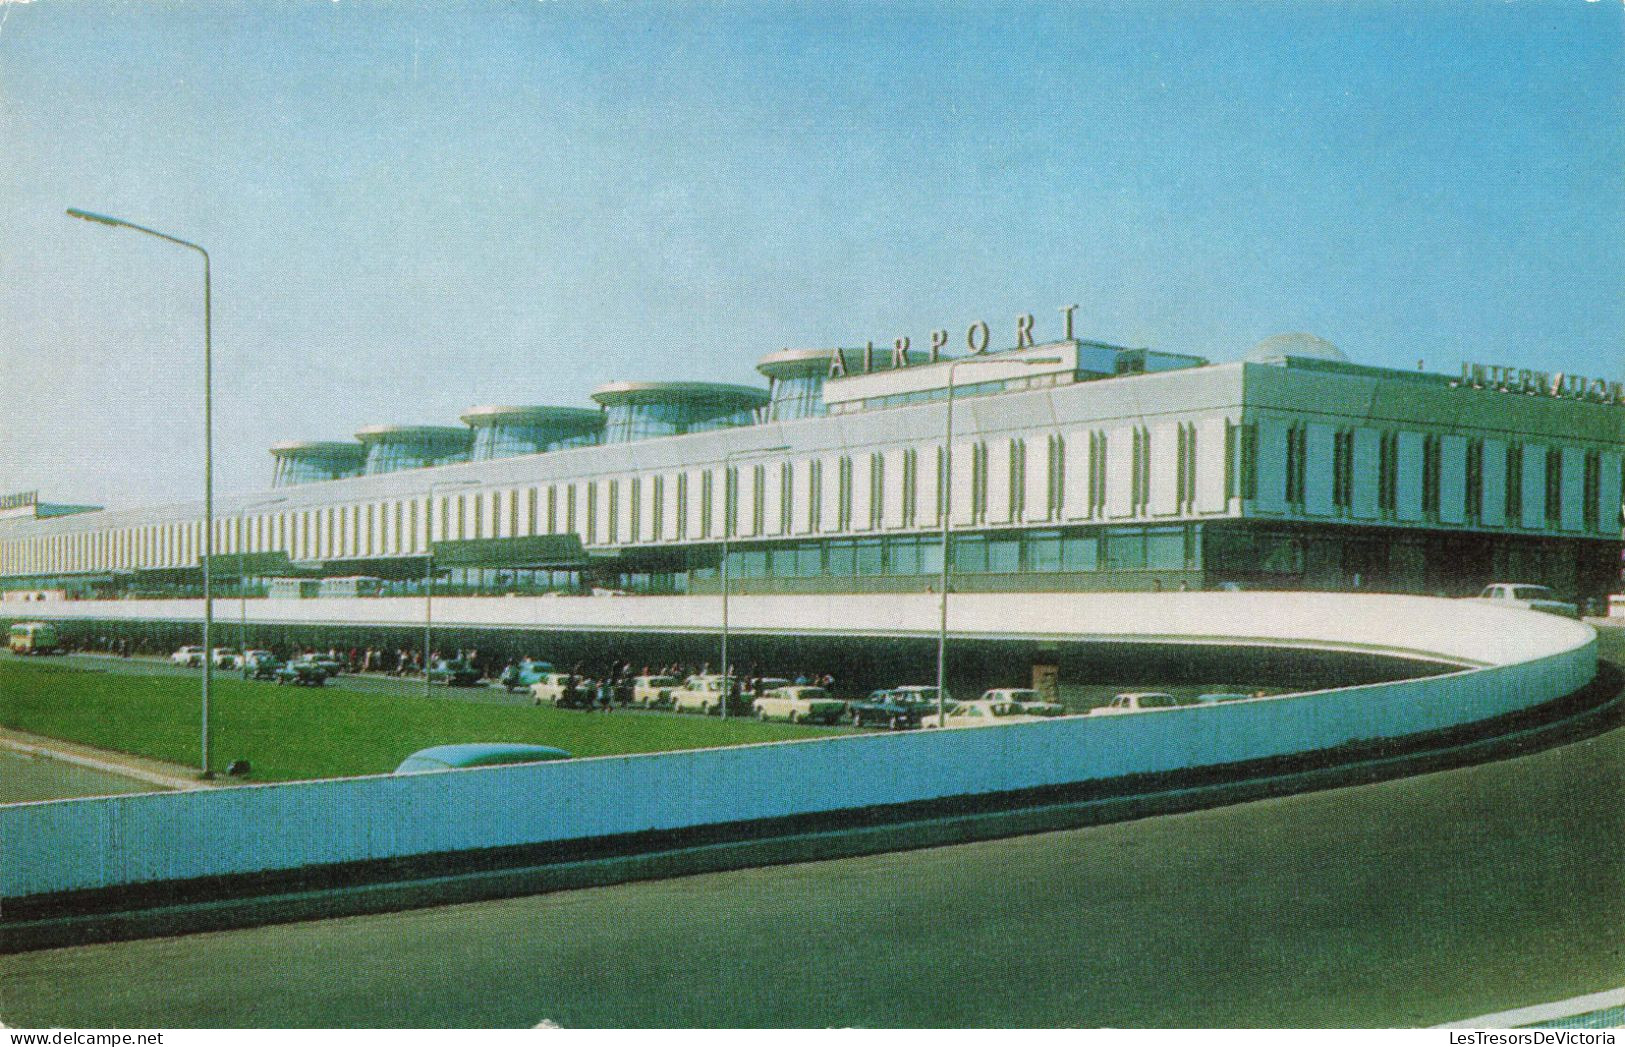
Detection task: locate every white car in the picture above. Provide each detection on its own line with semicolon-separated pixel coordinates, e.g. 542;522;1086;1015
919;700;1050;730
170;645;206;667
979;688;1065;716
1474;583;1580;619
529;672;595;708
211;647;242;669
752;686;847;725
1087;691;1195;716
670;674;735;715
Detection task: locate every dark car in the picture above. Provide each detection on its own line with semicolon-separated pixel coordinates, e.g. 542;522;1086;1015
428;658;483;687
498;658;556;693
848;688;934;729
241;651;284;681
274;658;328;687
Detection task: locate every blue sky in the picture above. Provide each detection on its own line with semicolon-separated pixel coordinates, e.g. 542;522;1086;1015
1;0;1620;508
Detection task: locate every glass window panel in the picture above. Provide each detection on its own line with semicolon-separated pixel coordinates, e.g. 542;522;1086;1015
1026;530;1062;573
987;535;1020;573
1061;533;1099;571
855;539;884;576
826;540;856;576
887;536;920;575
1104;529;1147;571
796;542;823;577
1146;527;1186;570
951;533;987;573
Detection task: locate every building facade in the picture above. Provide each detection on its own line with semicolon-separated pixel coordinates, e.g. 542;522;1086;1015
3;334;1621;604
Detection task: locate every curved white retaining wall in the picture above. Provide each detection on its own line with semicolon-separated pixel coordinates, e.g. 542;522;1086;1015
0;591;1583;668
0;594;1597;900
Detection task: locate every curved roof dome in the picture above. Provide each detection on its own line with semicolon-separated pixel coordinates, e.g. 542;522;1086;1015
589;381;769;409
459;405;604;429
1244;333;1347;365
354;424;471;448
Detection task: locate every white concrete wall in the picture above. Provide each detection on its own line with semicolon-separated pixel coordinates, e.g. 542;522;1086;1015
0;594;1596;900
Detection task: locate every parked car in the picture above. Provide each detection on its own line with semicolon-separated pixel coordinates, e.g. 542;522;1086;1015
302;652;346;677
630;674;682;708
1474;583;1581;619
920;700;1051;729
530;673;596;709
240;651;284;681
498;658;556;693
979;688;1065;716
428;658;483;687
274;658;329;687
394;743;572;774
211;647;242;669
170;645;206;668
1088;692;1196;716
671;674;737;715
847;688;936;729
887;685;955;712
752;685;848;725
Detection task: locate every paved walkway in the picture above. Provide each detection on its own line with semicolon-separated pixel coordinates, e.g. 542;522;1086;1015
0;727;211;793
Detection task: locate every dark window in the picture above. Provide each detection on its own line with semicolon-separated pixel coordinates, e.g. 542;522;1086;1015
1505;445;1522;522
1583;451;1601;532
1544;448;1562;526
1465;441;1483;522
1422;436;1441;518
1285;426;1306;506
1377;433;1398;515
1332;431;1354;509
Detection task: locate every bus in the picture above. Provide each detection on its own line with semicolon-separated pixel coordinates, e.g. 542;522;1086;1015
7;621;61;655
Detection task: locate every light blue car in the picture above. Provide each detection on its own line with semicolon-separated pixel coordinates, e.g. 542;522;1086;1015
394;743;572;774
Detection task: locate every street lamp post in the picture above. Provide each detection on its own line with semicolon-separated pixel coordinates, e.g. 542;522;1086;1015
935;357;1062;729
720;445;789;719
68;208;215;778
424;478;479;699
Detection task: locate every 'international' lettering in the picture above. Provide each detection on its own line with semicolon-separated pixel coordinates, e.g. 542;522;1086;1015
1460;358;1622;407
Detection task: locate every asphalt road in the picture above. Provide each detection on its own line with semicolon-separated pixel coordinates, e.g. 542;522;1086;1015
0;748;152;804
5;709;1621;1028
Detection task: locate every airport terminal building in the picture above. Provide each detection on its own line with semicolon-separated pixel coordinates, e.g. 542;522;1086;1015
3;330;1622;606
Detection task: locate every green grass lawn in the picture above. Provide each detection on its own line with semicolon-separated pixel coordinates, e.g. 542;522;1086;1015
0;659;841;781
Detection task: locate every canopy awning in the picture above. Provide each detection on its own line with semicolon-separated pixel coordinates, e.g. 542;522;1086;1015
429;534;588;569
